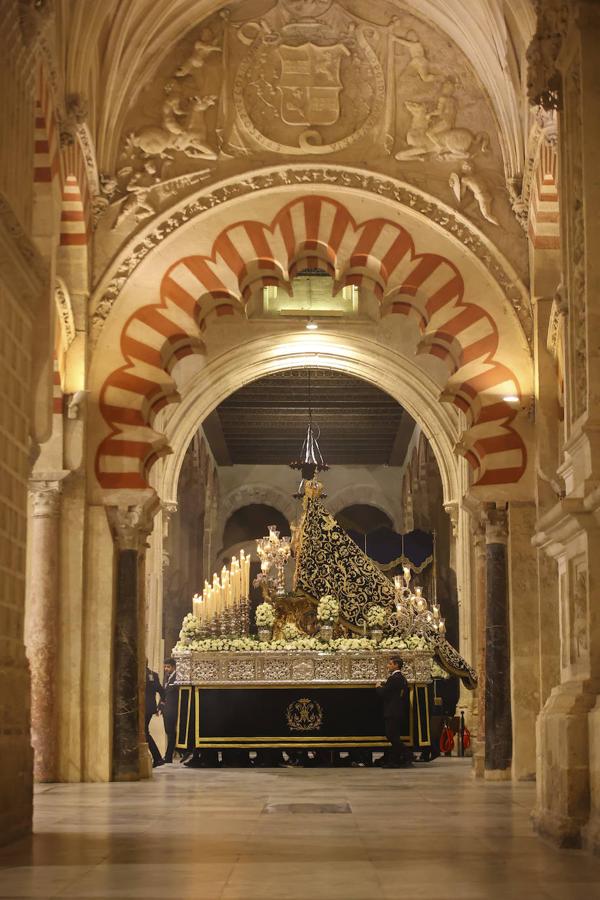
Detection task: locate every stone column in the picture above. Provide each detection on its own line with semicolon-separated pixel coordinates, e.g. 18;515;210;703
26;480;63;782
472;519;486;777
106;503;155;781
484;504;512;779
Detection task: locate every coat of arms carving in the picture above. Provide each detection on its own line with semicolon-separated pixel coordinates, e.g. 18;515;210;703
276;43;349;126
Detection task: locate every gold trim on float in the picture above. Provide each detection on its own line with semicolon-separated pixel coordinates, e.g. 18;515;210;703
197;735;389;743
195;741;393;749
175;685;192;749
193;683;381;689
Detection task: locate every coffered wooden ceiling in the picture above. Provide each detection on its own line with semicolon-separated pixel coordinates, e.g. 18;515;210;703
203;369;415;466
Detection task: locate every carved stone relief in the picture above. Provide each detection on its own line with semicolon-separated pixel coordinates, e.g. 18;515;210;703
91;166;530;344
569;564;588;664
564;60;587;423
107;0;507;238
526;0;570;110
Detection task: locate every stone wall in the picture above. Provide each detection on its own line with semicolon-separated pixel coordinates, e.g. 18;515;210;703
0;279;34;844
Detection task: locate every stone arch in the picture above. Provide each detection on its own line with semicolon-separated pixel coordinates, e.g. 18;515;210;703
218;484;297;551
153;331;464;514
327;484;400;532
90;179;532;494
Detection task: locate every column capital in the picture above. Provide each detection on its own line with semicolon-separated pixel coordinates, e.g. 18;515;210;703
443;501;459;538
28;475;68;518
484;504;508;545
105;496;159;552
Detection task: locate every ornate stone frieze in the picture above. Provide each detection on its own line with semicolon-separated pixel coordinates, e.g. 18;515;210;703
90;166;530;343
54;279;76;347
18;0;54;46
526;0;570;110
564;60;587;423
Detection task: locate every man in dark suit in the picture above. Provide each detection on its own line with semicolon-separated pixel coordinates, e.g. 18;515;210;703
376;656;412;768
145;663;165;768
160;658;179;764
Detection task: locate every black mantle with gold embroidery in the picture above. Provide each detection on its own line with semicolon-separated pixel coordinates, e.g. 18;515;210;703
293;486;397;630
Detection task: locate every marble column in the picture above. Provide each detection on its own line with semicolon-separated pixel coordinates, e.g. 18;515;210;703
472;519;487;777
484;504;512;779
26;480;62;782
107;505;154;781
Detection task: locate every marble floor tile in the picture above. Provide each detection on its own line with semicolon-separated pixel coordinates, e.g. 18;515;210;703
0;759;598;899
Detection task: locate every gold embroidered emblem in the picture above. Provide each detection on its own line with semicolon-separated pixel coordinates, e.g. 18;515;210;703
286;697;324;732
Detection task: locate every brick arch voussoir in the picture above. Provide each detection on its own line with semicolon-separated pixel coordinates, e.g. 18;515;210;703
95;193;528;490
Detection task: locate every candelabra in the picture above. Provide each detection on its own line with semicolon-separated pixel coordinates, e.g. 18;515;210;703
256;525;291;596
390;566;446;639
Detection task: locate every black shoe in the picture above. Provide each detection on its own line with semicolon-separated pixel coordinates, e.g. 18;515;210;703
153;759;165;768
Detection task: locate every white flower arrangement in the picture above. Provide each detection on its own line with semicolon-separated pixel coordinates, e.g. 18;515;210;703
282;622;301;641
366;605;387;628
178;613;202;643
380;634;433;652
317;594;340;622
255;601;276;628
330;637;375;651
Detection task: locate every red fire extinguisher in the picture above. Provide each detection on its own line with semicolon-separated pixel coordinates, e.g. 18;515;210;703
440;722;455;754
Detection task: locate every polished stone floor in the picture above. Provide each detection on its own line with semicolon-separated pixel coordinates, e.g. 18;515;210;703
1;759;600;899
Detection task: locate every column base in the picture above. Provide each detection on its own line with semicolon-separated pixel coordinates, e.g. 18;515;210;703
532;678;600;849
532;808;584;848
484;768;512;782
472;742;485;778
584;814;600;855
139;742;152;780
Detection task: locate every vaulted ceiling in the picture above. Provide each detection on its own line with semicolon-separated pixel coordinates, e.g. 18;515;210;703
203;369;416;466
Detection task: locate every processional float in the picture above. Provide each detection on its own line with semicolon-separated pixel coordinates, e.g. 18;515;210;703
173;480;477;754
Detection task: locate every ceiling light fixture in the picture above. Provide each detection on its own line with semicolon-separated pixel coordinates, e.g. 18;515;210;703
305;318;318;331
503;395;519;403
289;368;329;498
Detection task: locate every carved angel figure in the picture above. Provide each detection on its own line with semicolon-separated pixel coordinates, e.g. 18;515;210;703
449;163;498;226
175;39;221;78
390;21;437;82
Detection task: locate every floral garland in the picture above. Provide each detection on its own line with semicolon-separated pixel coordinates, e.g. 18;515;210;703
365;605;387;628
255;601;276;628
173;634;438;654
317;594;340;622
380;634;433;652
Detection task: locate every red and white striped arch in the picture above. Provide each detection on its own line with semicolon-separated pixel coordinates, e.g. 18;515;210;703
96;195;528;491
34;64;92;251
528;142;559;251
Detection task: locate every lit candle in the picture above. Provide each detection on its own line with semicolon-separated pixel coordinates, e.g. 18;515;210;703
394;575;402;591
193;592;202;620
432;603;440;620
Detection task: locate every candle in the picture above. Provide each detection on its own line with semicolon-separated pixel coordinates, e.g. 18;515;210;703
394;574;402;591
439;618;446;635
432;603;440;620
193;592;202;620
